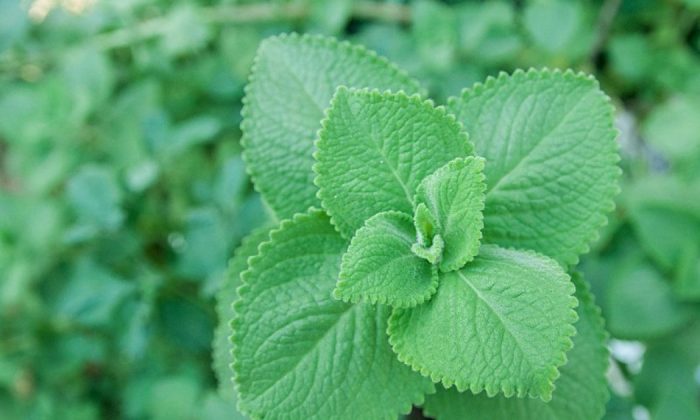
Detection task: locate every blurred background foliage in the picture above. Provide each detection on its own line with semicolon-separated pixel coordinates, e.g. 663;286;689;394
0;0;699;419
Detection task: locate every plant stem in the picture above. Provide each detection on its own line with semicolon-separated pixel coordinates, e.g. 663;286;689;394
92;2;411;50
589;0;622;63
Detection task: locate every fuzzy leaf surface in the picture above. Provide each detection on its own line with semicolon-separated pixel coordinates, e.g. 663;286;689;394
423;274;609;420
242;33;421;220
212;227;272;395
388;245;578;401
232;210;434;420
415;156;486;271
315;88;472;238
334;211;438;308
448;69;620;265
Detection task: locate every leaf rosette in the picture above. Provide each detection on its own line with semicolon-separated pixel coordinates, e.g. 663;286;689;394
229;33;620;420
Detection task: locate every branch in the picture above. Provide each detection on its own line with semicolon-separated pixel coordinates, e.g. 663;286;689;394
92;2;411;50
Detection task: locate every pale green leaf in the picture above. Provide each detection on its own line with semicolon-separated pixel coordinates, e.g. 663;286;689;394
413;202;438;246
415;156;486;271
423;274;609;420
412;202;446;265
213;227;272;395
606;259;691;339
232;210;434;420
411;234;445;266
642;94;700;173
447;69;620;265
674;241;700;301
388;245;577;400
334;211;438;308
522;1;586;54
315;88;473;238
625;175;700;271
242;33;422;220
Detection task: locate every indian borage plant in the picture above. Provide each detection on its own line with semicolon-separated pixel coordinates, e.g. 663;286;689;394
220;33;620;419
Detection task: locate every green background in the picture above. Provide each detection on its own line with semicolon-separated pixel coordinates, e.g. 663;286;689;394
1;0;699;418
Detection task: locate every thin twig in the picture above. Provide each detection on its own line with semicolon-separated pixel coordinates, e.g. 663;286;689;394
589;0;622;63
92;2;411;50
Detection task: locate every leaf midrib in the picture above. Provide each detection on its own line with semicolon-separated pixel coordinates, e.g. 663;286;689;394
456;271;538;371
252;303;356;402
485;89;590;197
345;96;416;208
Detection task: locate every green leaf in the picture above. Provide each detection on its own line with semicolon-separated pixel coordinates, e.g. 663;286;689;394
625;176;700;271
447;69;620;265
634;325;700;420
315;88;473;238
642;94;700;173
413;202;438;247
232;210;434;419
411;233;445;265
412;202;447;265
423;274;609;420
522;1;587;54
334;211;438;308
242;33;422;220
213;227;272;395
605;259;691;339
415;156;486;271
674;241;700;301
388;245;577;401
54;259;135;328
412;0;459;72
66;164;125;234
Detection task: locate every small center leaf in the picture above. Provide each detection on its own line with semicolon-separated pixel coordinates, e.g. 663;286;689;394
314;87;473;238
411;234;445;265
334;211;439;308
415;156;487;271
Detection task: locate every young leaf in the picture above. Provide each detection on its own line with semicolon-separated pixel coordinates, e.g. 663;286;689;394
447;69;620;265
415;156;486;272
414;202;438;246
242;33;422;220
423;274;610;420
315;88;473;238
232;210;434;420
213;227;272;395
388;245;578;401
605;259;691;339
334;211;438;308
411;233;445;265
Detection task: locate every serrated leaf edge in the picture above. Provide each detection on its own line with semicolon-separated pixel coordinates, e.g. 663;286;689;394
447;68;622;267
230;208;432;420
313;86;475;239
420;274;609;419
333;210;440;308
214;225;274;395
386;245;579;401
231;209;337;419
240;32;423;220
416;156;487;272
568;273;611;419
